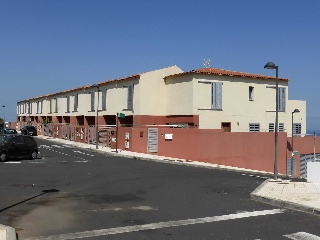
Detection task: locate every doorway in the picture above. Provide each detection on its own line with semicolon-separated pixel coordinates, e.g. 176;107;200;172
221;122;231;132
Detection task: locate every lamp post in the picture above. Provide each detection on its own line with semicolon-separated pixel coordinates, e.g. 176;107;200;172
2;105;6;127
91;84;100;149
291;108;300;175
264;62;279;180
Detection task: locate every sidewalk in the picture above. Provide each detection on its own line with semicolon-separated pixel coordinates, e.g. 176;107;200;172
251;179;320;216
39;135;320;216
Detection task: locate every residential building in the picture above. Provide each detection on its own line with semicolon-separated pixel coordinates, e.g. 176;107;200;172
16;65;306;136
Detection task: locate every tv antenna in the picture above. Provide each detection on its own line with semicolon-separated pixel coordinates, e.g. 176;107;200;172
204;59;211;68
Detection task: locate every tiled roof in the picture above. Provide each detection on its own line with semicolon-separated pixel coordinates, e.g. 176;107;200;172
165;68;288;81
18;73;140;103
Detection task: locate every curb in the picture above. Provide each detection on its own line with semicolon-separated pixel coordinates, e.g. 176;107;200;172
250;181;320;216
0;224;17;240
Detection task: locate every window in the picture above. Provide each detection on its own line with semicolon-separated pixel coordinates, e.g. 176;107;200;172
74;94;78;112
249;86;254;101
54;98;58;113
90;92;95;111
36;101;40;114
249;123;260;132
49;99;52;113
39;100;43;114
211;82;222;110
279;123;284;132
293;123;301;135
66;96;70;113
278;87;286;112
269;123;284;132
29;102;32;114
127;84;134;110
102;89;107;111
269;123;274;132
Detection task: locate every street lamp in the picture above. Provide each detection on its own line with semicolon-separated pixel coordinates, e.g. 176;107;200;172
91;84;100;149
264;62;279;180
2;105;6;127
291;108;300;175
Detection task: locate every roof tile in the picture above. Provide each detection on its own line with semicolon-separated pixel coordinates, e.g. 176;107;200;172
166;68;288;81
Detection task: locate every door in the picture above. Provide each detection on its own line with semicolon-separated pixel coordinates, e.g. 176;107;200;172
147;128;158;153
221;122;231;132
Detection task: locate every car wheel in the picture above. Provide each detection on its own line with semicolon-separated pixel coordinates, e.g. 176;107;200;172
30;150;37;160
0;152;7;162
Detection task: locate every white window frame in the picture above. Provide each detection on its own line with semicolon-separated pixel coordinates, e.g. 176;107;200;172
293;123;301;135
249;123;260;132
279;123;284;132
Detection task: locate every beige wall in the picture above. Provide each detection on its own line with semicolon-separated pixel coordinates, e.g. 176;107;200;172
16;66;306;135
164;73;306;134
166;74;194;115
139;66;183;115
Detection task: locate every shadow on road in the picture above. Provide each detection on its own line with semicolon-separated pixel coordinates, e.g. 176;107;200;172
0;189;59;212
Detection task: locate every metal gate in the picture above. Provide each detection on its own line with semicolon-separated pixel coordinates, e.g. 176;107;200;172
147;128;158;153
300;154;320;178
286;158;296;176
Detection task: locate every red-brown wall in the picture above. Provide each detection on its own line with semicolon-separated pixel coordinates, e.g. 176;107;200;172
129;127;288;174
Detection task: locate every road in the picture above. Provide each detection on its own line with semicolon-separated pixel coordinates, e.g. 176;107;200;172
0;137;319;240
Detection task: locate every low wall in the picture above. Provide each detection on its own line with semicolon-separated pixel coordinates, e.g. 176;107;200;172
307;162;320;183
10;121;320;176
130;127;288;174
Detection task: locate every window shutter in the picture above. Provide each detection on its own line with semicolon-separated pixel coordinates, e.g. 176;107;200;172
66;96;70;113
55;98;58;113
102;89;106;111
49;99;52;113
211;82;222;109
127;84;134;109
91;92;95;111
278;87;286;112
74;94;78;112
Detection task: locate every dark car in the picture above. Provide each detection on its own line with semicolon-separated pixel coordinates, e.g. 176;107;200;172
20;125;37;136
1;128;18;134
0;134;38;162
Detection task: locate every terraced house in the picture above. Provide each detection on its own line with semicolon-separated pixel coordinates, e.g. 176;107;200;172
16;65;306;136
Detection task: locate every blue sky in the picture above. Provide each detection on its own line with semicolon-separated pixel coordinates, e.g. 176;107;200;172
1;0;319;131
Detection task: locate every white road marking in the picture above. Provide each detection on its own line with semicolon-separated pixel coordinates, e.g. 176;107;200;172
73;150;94;157
77;205;157;213
4;161;21;164
285;232;320;240
52;145;64;148
39;145;52;149
26;209;284;240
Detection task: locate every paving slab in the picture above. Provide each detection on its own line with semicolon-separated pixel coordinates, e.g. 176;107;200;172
251;179;320;216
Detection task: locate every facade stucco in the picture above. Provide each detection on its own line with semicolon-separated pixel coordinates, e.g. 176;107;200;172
16;65;306;136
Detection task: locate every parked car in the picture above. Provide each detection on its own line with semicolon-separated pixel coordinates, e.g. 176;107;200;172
1;128;18;134
20;125;37;136
0;134;38;162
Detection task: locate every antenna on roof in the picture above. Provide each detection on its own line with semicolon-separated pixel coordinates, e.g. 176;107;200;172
203;59;211;68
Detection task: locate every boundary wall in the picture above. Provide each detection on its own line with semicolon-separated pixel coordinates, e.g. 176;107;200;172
10;122;320;176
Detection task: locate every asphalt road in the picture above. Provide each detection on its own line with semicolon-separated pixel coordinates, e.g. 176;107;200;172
0;137;319;240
